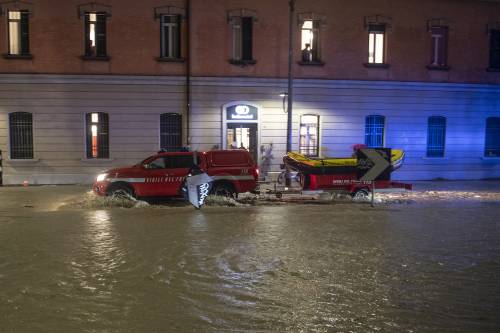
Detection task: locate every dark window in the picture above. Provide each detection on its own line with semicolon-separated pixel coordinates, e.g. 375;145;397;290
299;115;320;157
8;10;30;55
430;26;448;67
232;16;253;61
365;115;385;148
301;20;321;62
160;113;182;150
160;15;181;58
84;12;107;57
489;29;500;69
9;112;33;159
149;155;193;169
86;112;109;159
368;24;386;64
485;117;500;157
427;116;446;157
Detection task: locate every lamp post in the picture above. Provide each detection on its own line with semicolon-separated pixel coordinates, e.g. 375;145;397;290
285;0;295;186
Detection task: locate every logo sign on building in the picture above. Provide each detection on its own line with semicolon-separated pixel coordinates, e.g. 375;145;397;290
226;104;258;121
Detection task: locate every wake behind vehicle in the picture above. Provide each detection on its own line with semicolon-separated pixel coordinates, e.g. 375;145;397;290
93;150;259;199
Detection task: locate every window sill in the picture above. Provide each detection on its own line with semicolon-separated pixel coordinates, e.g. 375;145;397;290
229;59;257;66
298;61;325;66
81;158;114;162
486;67;500;72
156;57;185;63
363;63;390;69
80;55;110;61
7;158;39;163
422;156;449;160
2;54;33;60
426;65;450;71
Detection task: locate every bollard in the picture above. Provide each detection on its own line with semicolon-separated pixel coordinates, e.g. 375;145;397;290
0;149;2;186
371;180;375;207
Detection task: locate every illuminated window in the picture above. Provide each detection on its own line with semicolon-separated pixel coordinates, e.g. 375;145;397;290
368;24;386;64
160;113;182;150
7;10;30;55
429;26;448;67
84;12;107;57
301;20;320;62
231;16;253;62
9;112;33;159
485;117;500;157
489;29;500;69
365;115;385;148
160;15;181;58
427;116;446;157
299;115;320;157
86;113;109;159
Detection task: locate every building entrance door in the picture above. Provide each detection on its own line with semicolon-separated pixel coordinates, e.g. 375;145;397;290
226;123;258;162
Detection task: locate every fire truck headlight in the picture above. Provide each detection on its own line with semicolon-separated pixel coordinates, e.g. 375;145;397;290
96;173;108;182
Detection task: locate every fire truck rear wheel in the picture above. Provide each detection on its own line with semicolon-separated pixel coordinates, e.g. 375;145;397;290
211;182;236;198
352;188;370;200
106;183;135;199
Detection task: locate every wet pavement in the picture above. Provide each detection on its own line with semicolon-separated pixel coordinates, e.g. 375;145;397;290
0;182;500;332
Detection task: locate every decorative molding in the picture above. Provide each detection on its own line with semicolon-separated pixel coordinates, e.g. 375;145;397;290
427;18;454;32
227;8;258;23
77;2;111;18
297;12;327;27
154;5;186;20
0;0;34;16
364;14;392;30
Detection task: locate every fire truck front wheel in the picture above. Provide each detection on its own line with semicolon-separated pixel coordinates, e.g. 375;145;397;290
211;182;236;198
106;182;136;199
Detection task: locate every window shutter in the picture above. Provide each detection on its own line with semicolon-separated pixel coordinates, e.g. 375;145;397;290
95;13;107;57
174;15;181;58
439;27;448;66
85;113;93;158
84;14;91;56
20;11;30;54
98;113;109;158
312;20;320;62
241;17;253;61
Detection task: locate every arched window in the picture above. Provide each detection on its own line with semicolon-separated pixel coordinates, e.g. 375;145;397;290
160;113;182;150
427;116;446;157
299;115;320;156
85;112;109;159
365;115;385;148
485;117;500;157
9;112;33;159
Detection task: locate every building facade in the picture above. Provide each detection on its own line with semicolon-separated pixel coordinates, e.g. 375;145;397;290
0;0;499;184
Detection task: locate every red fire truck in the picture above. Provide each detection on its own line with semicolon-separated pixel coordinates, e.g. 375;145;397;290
93;150;259;198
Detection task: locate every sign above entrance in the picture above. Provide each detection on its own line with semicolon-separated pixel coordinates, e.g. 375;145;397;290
226;104;258;121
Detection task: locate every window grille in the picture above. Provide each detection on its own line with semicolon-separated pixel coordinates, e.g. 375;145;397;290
427;116;446;157
299;115;320;157
9;112;33;159
160;15;181;58
160;113;182;150
485;117;500;157
365;115;385;148
86;112;109;159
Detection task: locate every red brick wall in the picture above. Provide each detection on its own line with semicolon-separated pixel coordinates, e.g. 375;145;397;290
0;0;499;84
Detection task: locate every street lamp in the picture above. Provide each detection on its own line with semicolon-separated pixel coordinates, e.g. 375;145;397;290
280;92;288;113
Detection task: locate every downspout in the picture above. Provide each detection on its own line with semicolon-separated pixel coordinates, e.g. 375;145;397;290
186;0;191;147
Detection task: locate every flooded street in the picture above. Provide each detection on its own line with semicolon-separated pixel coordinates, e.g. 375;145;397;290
1;184;500;332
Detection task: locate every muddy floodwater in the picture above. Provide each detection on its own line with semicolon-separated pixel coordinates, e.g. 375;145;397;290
1;184;500;332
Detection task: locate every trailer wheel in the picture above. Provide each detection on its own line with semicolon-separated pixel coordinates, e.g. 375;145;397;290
276;192;283;199
211;182;236;198
352;188;370;200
